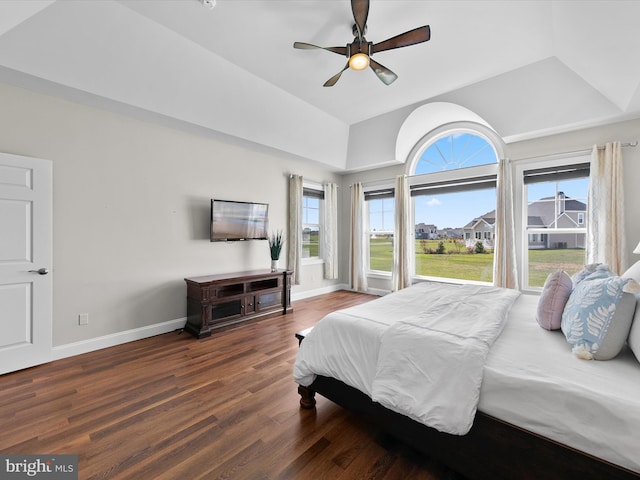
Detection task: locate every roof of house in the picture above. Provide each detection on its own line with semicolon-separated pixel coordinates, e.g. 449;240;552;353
463;193;586;230
528;193;586;226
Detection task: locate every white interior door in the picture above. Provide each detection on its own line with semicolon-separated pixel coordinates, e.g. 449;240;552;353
0;152;52;375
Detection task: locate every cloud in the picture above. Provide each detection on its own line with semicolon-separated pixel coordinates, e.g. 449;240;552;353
425;198;441;207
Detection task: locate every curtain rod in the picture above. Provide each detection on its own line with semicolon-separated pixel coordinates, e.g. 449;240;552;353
511;141;638;163
286;173;338;187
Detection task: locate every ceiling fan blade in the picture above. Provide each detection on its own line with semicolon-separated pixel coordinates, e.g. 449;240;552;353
351;0;369;42
324;63;350;87
369;58;398;86
372;25;431;54
293;42;348;56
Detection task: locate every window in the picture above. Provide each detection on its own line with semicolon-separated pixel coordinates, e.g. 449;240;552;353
413;132;497;174
365;189;394;273
522;160;589;288
302;187;323;259
409;129;499;283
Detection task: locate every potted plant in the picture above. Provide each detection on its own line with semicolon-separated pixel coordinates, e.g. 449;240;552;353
268;230;284;271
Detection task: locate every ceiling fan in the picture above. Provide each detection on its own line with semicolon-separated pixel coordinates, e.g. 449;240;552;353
293;0;431;87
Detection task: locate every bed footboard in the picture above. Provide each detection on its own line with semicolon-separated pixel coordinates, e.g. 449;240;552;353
298;374;640;480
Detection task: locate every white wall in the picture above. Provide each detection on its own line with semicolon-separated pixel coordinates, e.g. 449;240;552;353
0;82;342;348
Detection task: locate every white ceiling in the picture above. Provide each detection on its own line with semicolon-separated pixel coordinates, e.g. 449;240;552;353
0;0;639;171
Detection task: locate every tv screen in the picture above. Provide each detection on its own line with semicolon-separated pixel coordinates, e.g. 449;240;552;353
210;199;269;241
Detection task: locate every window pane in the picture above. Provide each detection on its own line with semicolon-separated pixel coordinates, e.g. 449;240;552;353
525;177;588;287
415;133;497;175
528;233;586;287
369;234;394;272
302;192;321;259
367;197;394;272
302;226;319;258
413;188;495;283
368;198;394;232
303;197;320;224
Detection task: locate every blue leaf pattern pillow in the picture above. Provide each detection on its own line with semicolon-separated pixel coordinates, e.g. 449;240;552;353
561;265;631;359
571;263;601;285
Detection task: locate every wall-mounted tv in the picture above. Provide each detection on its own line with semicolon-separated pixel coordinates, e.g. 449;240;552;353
210;199;269;242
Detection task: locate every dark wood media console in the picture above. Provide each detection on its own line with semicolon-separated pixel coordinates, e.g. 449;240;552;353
184;269;292;338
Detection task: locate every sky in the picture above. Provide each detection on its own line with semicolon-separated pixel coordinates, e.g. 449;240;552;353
412;133;495;229
412;176;588;230
413;189;495;230
391;133;589;231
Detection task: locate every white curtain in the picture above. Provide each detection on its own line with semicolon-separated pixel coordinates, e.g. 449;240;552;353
350;183;367;292
493;158;519;289
323;182;338;280
587;142;627;274
288;174;303;285
392;175;412;291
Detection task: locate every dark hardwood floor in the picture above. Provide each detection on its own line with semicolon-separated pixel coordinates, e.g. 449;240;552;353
0;290;464;480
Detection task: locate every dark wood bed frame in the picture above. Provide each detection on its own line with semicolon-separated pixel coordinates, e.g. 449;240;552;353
295;331;640;480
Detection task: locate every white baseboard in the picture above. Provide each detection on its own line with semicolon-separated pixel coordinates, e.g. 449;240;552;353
291;283;350;301
366;287;390;296
52;284;366;361
52;317;187;361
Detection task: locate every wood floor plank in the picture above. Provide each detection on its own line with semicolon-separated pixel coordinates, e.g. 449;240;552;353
0;290;464;479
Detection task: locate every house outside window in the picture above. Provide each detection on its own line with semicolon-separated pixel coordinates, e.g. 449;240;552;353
365;189;394;273
408;127;501;283
518;157;589;288
302;186;323;259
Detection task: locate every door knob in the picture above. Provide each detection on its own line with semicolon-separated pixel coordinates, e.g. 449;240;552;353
29;268;49;275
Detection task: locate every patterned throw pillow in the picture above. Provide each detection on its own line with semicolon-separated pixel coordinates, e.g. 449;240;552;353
561;265;633;360
571;263;601;285
536;270;572;330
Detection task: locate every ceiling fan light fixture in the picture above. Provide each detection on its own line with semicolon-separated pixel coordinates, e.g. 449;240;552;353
294;0;431;86
349;53;370;71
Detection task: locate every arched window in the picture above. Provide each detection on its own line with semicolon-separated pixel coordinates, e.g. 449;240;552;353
407;125;501;283
413;132;498;174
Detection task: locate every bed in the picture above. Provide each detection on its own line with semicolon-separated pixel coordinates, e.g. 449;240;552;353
293;281;640;480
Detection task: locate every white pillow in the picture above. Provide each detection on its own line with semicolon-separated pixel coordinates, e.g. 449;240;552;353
622;260;640;293
623;260;640;281
628;295;640;363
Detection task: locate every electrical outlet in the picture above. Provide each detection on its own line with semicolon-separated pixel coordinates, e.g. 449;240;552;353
78;313;89;326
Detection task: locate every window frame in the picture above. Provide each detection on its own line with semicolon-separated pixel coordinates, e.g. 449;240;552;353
301;183;324;264
406;124;502;285
405;122;505;175
514;154;590;292
364;185;395;276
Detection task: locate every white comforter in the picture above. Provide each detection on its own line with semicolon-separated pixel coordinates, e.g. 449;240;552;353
293;282;520;435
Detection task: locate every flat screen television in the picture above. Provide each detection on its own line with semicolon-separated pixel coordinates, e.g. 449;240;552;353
210;199;269;242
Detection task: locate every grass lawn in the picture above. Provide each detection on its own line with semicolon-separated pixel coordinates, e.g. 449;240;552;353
370;238;585;287
528;248;585;286
415;251;494;282
369;238;394;272
303;232;319;258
